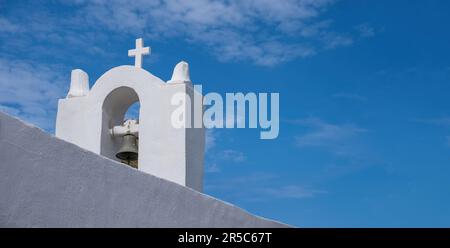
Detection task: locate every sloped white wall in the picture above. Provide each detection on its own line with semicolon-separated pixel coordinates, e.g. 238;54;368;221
0;112;287;227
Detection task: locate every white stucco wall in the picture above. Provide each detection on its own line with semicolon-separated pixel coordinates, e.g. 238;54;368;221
0;111;288;227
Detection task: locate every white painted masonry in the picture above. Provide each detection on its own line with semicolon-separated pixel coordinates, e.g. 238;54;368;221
56;38;204;192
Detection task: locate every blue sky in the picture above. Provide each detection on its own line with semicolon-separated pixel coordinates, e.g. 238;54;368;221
1;0;450;227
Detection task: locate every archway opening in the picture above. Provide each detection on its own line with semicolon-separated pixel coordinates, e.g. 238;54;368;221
125;102;140;121
101;86;140;168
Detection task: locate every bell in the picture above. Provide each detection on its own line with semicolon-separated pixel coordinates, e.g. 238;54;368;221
115;134;139;166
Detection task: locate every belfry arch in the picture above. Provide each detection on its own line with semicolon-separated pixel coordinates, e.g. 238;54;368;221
101;86;140;165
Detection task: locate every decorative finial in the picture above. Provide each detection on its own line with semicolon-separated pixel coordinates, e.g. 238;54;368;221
67;69;89;98
167;61;191;84
128;38;150;68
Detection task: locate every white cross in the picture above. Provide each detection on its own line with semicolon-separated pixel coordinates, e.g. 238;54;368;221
128;38;150;68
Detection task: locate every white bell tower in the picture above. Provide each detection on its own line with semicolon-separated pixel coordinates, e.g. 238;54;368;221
55;38;205;192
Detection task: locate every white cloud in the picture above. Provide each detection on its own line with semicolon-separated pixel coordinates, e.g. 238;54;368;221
0;17;22;33
321;32;354;49
59;0;365;66
205;163;220;173
204;130;246;173
355;23;376;38
0;58;67;131
1;0;375;66
292;117;367;156
206;172;325;201
0;1;376;132
0;10;112;64
205;129;216;152
416;117;450;127
332;92;368;102
262;185;327;199
219;149;246;162
416;117;450;147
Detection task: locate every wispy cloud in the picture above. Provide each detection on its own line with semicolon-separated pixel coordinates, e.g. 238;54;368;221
71;0;357;65
289;117;368;157
204;129;246;173
415;117;450;127
0;1;376;132
205;147;247;173
416;117;450;147
355;23;376;38
204;130;224;173
1;0;374;66
218;149;246;162
0;5;112;64
262;185;327;199
332;92;368;102
0;17;22;33
0;58;67;131
205;129;217;152
321;32;354;49
206;172;325;201
205;163;220;173
285;117;383;185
